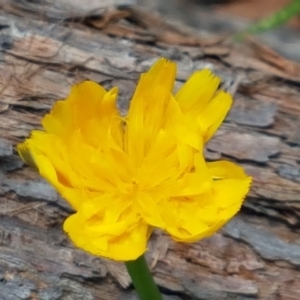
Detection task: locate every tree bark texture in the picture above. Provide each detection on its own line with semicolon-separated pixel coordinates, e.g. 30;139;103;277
1;1;300;299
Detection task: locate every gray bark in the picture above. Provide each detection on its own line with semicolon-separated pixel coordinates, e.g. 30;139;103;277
1;1;300;299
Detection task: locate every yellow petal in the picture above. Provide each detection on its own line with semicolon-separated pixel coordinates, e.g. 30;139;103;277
158;197;221;242
158;160;251;243
175;69;220;114
18;131;99;209
134;192;165;228
42;81;120;141
207;160;248;179
171;153;212;197
64;214;148;261
64;195;149;261
17;142;37;169
211;176;252;209
23;132;79;182
175;123;203;150
197;91;232;142
27;146;86;209
125;58;177;167
81;87;123;150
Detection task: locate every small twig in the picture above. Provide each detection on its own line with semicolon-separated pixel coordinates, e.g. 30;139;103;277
4;202;46;217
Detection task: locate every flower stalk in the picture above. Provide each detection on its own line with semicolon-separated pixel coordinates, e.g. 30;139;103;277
125;255;163;300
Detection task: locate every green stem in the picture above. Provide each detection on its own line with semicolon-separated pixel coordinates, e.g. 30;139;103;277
125;255;163;300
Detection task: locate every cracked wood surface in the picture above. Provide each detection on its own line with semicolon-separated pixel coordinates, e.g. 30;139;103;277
1;1;300;299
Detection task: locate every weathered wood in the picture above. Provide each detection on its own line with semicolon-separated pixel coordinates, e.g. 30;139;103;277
1;1;300;299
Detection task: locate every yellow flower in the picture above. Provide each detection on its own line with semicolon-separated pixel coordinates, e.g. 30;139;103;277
18;58;251;261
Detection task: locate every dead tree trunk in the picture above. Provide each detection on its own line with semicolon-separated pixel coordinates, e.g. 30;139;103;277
1;1;300;299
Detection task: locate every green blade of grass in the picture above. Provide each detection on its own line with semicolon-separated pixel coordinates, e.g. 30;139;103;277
236;0;300;40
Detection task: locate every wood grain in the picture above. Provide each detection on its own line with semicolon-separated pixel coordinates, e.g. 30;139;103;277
1;1;300;299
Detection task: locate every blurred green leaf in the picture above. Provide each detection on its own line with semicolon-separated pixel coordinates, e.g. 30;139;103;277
236;0;300;40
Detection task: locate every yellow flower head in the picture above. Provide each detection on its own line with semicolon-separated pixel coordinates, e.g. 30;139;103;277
18;58;251;261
